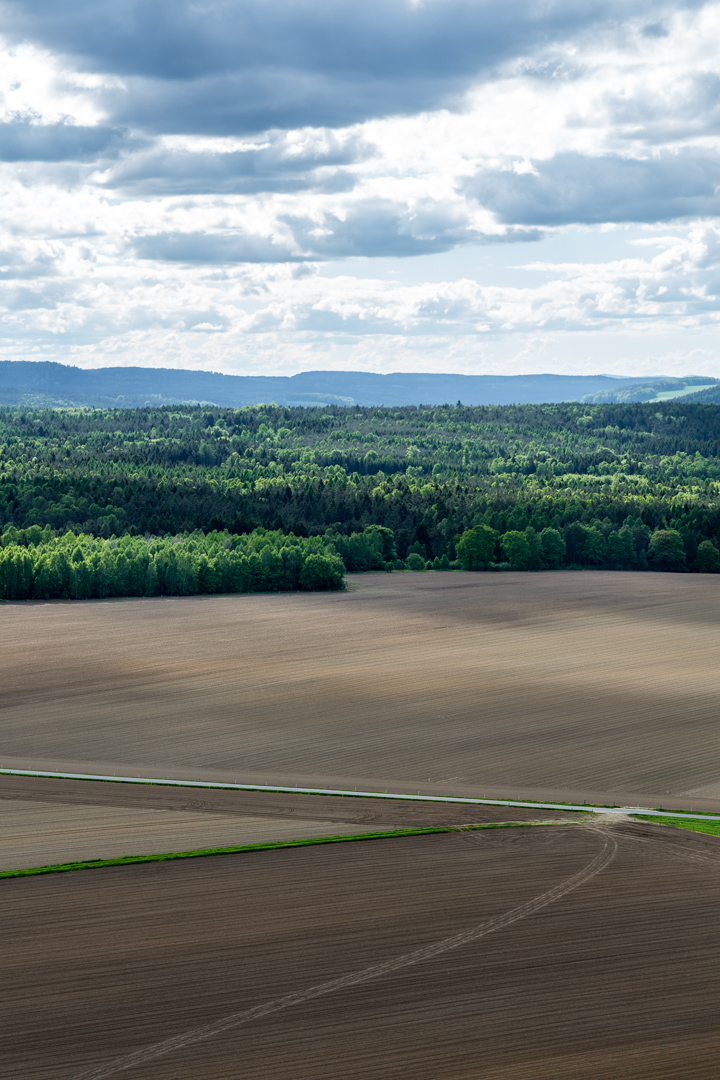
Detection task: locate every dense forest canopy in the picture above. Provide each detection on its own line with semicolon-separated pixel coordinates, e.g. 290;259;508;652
1;399;720;597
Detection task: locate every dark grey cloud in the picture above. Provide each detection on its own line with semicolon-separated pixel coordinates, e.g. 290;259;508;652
113;169;355;198
467;150;720;226
101;135;366;195
285;206;453;260
642;20;670;36
0;245;57;279
133;232;305;264
0;0;704;135
0;121;121;161
134;199;541;264
284;199;499;259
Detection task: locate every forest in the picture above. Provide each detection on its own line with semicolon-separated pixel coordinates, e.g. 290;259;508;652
1;398;720;598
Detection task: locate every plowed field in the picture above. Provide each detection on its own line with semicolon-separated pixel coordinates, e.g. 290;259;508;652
3;820;720;1079
3;572;720;808
0;774;567;870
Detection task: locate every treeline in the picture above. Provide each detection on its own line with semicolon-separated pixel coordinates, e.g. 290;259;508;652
0;528;344;600
3;511;718;605
1;401;720;585
453;522;720;574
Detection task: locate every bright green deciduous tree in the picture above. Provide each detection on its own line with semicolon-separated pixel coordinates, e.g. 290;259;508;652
363;524;397;563
540;527;566;569
501;530;531;569
695;540;720;573
299;553;345;591
649;529;686;572
582;527;606;565
456;524;496;570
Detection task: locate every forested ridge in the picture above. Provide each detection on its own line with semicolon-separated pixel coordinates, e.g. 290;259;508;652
2;399;720;598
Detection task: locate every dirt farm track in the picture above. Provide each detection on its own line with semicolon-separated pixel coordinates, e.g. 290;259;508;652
3;571;720;808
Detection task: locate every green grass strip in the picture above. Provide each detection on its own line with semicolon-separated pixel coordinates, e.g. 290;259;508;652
632;815;720;838
0;821;552;880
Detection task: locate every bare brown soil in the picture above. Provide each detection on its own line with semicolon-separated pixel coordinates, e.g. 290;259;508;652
0;799;368;873
0;774;569;870
3;572;720;808
3;821;720;1079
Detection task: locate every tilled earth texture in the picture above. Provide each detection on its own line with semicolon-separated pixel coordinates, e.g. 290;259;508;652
0;775;567;871
3;572;720;809
3;820;720;1080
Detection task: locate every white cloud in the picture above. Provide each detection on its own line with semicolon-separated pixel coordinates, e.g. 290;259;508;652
0;3;719;374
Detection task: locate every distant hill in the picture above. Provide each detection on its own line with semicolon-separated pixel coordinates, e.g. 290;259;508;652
680;383;720;403
0;361;716;409
580;377;718;404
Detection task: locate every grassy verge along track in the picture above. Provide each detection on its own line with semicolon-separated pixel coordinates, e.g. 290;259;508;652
0;821;552;880
633;816;720;838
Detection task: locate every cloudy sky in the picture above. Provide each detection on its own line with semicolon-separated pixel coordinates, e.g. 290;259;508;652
1;0;720;377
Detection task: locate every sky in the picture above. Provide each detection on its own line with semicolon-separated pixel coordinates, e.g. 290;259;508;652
1;0;720;378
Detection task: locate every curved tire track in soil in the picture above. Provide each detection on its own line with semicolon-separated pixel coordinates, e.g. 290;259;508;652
73;825;617;1080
